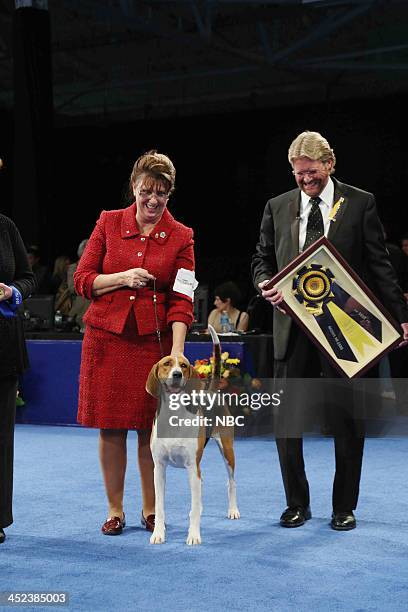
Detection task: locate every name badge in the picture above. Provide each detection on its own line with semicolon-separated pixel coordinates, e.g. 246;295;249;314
173;268;198;299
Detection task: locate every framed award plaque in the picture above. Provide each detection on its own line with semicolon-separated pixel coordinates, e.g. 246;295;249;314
266;236;402;378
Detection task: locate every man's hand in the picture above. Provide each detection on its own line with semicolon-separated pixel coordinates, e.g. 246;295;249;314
258;280;286;315
0;283;12;302
399;322;408;347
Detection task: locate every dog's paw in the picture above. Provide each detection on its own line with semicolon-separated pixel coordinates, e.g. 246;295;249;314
228;507;241;519
150;529;166;544
186;530;201;545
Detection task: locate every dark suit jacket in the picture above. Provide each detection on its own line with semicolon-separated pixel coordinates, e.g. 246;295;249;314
0;214;36;376
251;177;408;360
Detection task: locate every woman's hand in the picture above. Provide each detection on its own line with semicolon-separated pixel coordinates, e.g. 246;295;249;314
0;283;12;302
121;268;155;289
92;268;155;296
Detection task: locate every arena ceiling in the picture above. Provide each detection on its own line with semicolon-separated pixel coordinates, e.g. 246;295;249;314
1;0;408;122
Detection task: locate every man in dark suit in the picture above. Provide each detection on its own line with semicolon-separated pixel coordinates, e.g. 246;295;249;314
252;131;408;530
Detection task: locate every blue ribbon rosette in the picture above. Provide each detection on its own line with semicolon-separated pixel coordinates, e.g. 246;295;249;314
292;264;382;363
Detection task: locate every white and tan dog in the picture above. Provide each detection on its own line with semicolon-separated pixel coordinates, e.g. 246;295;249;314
146;325;240;545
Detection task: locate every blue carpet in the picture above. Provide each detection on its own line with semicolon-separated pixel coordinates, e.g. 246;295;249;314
2;426;408;611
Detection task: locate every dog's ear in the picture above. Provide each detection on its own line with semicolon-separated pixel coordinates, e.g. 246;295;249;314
146;363;160;398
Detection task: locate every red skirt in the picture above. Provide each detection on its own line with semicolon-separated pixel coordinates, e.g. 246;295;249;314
77;313;171;430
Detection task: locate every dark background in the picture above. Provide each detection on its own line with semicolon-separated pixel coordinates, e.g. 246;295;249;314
3;1;408;307
3;94;408;304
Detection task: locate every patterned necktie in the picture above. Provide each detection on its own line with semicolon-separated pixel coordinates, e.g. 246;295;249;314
303;196;323;250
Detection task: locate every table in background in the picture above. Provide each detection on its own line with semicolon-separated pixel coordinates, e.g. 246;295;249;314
187;332;274;378
17;332;273;426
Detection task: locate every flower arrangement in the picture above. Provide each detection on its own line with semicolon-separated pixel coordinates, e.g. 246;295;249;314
193;352;265;420
193;352;263;395
194;352;263;417
194;351;241;381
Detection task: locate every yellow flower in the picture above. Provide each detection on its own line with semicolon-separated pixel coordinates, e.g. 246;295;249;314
328;196;345;222
221;352;230;361
196;364;212;376
222;370;230;378
226;358;240;365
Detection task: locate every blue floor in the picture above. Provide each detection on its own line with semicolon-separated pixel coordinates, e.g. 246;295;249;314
2;426;408;611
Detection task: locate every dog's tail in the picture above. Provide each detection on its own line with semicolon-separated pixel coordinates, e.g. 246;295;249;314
208;324;221;380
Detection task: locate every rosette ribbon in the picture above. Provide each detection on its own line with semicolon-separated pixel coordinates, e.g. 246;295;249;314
292;264;382;362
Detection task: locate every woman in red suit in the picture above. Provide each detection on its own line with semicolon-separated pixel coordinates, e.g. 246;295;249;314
74;150;195;535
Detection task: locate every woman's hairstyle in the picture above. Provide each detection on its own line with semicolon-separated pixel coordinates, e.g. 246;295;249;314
27;245;41;258
129;150;176;195
288;131;336;173
215;281;242;308
53;255;70;280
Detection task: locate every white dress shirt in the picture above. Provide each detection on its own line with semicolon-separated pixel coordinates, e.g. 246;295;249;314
299;177;334;251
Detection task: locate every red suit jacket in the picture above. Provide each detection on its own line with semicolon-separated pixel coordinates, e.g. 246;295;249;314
74;203;195;335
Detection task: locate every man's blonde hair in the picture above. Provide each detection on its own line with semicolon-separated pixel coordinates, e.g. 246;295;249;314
288;131;336;173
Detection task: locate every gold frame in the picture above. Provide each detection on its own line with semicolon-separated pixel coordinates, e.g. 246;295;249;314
267;236;402;378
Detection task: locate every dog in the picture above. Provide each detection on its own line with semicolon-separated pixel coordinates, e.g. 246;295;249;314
145;325;240;545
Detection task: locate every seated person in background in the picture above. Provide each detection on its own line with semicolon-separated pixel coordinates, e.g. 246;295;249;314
400;233;408;301
207;281;249;332
401;234;408;258
52;255;72;314
383;232;408;407
67;239;90;332
51;255;71;291
26;245;52;294
383;229;408;298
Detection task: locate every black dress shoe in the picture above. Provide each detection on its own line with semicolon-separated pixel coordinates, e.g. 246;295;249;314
0;528;5;543
280;506;312;528
331;511;356;531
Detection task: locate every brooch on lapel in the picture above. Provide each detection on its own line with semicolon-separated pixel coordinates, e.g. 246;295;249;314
329;196;345;223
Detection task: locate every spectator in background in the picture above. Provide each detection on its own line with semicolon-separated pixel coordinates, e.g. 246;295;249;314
383;230;408;295
51;256;71;292
401;234;408;258
207;281;249;332
67;240;90;332
52;255;72;314
26;245;52;294
399;234;408;303
0;214;36;544
383;232;408;409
